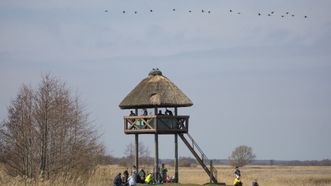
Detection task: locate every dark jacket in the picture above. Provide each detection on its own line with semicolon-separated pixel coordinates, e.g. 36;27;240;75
235;168;241;177
113;174;122;186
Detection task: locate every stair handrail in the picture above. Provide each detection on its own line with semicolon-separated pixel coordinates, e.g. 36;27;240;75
185;133;218;182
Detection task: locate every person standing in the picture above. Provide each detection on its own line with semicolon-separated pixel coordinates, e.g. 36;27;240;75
233;167;242;186
234;166;241;178
143;109;148;116
129;110;136;116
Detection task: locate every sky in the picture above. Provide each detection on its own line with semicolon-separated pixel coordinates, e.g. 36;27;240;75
1;0;331;161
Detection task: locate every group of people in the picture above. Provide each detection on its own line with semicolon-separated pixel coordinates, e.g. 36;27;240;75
158;109;173;116
115;165;260;186
129;108;173;116
113;169;141;186
113;164;172;186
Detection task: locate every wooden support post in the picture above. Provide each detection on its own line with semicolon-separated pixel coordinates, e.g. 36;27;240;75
174;134;179;183
135;107;139;172
154;133;159;183
135;134;139;173
210;160;213;183
174;107;179;183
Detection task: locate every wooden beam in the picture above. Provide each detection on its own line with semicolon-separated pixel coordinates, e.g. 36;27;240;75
154;133;159;183
135;134;139;174
210;160;213;183
174;134;179;183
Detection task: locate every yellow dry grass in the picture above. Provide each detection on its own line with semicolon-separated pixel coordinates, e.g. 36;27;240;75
213;165;331;186
1;164;331;186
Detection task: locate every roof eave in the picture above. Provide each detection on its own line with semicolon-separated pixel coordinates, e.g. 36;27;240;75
119;103;193;110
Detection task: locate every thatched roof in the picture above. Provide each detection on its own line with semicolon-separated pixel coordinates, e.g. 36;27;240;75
119;69;193;109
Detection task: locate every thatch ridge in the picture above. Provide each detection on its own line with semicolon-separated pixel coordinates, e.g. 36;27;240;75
119;70;193;109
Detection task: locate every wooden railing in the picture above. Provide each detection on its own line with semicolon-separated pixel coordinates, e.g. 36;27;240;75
123;115;189;134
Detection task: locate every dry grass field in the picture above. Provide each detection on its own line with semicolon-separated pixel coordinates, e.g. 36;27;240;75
1;164;331;186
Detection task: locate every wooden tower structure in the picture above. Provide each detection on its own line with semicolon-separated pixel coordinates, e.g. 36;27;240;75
119;69;217;183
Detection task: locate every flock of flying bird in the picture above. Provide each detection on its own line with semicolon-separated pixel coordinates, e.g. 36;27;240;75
104;8;309;19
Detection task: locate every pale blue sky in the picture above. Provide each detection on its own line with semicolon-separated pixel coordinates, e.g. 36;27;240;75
1;0;331;161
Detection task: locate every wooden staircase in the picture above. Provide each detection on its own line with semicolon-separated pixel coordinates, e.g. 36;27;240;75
179;133;218;183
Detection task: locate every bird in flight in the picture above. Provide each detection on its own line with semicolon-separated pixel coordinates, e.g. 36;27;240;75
101;8;309;21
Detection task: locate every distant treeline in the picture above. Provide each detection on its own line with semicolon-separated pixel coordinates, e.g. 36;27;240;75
95;155;331;166
250;159;331;166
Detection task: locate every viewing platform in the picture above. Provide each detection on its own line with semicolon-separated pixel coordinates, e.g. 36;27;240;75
123;115;189;134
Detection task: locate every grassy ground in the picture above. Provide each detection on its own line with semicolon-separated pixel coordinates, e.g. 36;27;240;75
1;164;331;186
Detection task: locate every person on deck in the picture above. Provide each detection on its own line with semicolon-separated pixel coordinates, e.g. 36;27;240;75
165;109;173;116
129;110;136;116
143;109;148;116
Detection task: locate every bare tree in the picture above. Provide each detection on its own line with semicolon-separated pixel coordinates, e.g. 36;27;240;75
0;85;37;177
139;142;151;165
0;74;104;180
124;141;151;167
229;145;256;167
124;142;135;167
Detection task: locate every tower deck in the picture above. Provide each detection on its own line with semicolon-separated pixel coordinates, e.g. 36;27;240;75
123;115;189;134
